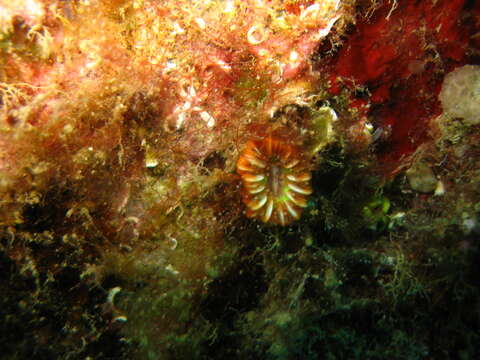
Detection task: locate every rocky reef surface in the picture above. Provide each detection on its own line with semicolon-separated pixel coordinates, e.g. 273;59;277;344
0;0;479;359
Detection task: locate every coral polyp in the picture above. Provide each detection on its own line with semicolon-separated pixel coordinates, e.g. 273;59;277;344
237;135;312;226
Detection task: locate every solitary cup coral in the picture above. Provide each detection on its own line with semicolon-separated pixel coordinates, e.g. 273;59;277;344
237;135;312;226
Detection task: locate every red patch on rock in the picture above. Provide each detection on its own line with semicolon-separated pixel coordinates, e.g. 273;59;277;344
326;0;477;174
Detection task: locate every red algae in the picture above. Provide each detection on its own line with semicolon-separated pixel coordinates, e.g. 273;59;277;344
325;0;478;174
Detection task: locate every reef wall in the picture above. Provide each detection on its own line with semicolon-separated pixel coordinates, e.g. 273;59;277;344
0;0;479;358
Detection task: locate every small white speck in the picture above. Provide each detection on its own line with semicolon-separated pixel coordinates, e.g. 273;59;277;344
176;112;187;129
247;25;266;45
166;59;177;70
195;18;206;30
224;0;235;13
289;51;299;62
107;286;122;304
173;22;185;34
166;264;179;275
199;111;215;127
434;180;445;196
113;315;128;323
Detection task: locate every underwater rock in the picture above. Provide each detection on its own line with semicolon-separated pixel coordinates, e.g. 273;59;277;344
406;162;438;193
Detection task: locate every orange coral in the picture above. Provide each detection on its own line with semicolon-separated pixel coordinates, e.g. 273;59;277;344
237;135;312;226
